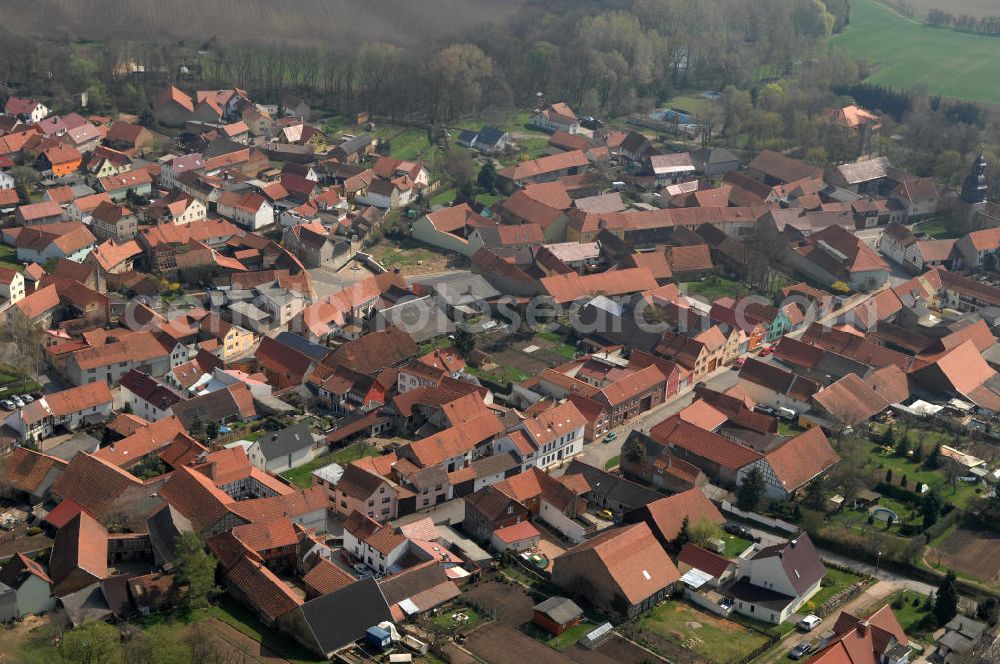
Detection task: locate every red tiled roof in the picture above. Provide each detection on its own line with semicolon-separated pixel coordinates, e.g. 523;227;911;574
3;447;67;493
303;558;356;596
556;522;680;606
649;415;762;470
493;520;541;544
232;517;298;553
640;489;725;542
765;428;839;493
678;543;733;578
542;267;659;304
226;556;301;621
50;453;144;518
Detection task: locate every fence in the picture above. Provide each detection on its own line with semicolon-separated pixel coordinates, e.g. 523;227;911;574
720;500;800;535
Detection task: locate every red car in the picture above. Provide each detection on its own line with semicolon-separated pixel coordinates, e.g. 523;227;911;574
731;358;745;370
759;346;773;357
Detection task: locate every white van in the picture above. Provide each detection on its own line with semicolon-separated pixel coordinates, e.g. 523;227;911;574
798;615;822;632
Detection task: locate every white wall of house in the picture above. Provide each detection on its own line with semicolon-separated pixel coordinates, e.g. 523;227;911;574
539;498;585;544
122;386;175;422
342;530;407;574
247;443;314;474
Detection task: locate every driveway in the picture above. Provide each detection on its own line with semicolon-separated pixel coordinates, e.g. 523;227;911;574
555;365;740;474
755;580;909;664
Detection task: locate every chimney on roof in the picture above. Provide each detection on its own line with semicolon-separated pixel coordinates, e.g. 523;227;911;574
789;539;797;548
857;621;868;637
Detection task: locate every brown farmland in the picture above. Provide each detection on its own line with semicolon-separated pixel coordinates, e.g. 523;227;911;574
0;0;524;48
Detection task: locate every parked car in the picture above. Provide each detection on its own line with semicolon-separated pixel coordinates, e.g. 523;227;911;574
753;404;776;416
731;358;745;370
723;523;758;541
1;400;13;410
602;431;618;443
20;394;33;404
789;641;815;660
597;509;614;521
759;346;774;357
776;406;797;421
798;615;822;632
12;396;24;408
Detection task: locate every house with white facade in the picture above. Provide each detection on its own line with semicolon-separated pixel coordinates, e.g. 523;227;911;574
217;190;274;230
342;510;410;575
494;401;586;471
0;268;26;308
726;533;825;624
119;369;185;422
530;103;581;134
247;423;318;474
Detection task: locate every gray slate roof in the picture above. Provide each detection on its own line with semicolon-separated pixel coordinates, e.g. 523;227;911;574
533;596;583;624
255;423;316;460
298;577;393;656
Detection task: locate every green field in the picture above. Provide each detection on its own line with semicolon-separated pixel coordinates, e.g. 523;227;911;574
832;0;1000;104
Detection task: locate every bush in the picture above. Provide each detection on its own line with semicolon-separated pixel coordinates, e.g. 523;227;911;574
26;526;42;536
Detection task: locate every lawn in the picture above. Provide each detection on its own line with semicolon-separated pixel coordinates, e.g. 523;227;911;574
605;455;620;470
429;187;457;207
911;219;956;239
281;442;379;488
0;363;41;396
864;591;934;642
802;568;866;614
466;363;531;385
864;428;982;508
381;125;435;161
640;601;771;664
831;0;1000;104
778;421;807;437
433;606;480;630
418;337;454;355
536;331;577;359
681;276;752;303
0;245;20;270
721;533;754;558
522;621;593;652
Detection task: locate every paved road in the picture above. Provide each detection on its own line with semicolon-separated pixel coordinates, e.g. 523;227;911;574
552;365;740;475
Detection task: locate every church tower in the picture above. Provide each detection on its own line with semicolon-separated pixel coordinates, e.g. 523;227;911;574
962;152;988;205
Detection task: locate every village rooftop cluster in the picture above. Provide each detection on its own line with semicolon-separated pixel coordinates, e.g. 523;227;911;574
0;89;996;664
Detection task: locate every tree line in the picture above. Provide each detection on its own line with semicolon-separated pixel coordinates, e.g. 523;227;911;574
0;0;837;124
927;9;1000;37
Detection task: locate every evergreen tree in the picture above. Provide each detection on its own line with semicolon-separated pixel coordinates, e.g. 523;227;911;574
925;444;941;470
885;469;893;484
933;571;959;627
675;516;690;549
921;491;942;530
736;468;765;512
477;161;497;193
454;327;476;356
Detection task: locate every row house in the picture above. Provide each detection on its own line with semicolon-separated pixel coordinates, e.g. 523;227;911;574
592;365;668;428
64;330;176;386
332;458;409;522
90;201;139;243
4;382;114;444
